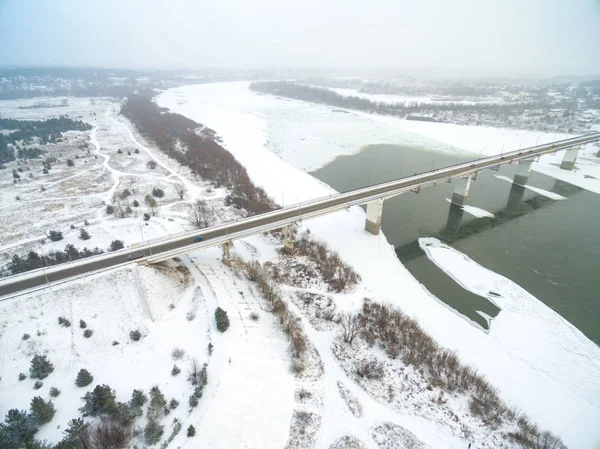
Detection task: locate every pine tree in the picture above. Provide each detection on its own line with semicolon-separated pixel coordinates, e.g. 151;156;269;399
29;355;54;379
29;397;56;425
130;389;147;408
79;384;116;417
187;425;196;437
144;418;164;445
79;229;90;240
215;307;230;332
75;369;93;387
0;409;38;448
148;386;166;419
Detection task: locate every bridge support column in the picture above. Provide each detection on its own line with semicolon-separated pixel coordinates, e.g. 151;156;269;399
513;159;533;186
560;145;581;170
451;174;472;206
365;198;384;235
221;241;232;267
283;224;295;255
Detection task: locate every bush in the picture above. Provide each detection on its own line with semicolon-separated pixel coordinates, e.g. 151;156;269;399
132;199;139;207
215;307;230;332
187;425;196;437
143;213;151;221
34;381;43;390
89;416;133;449
22;333;30;340
109;240;124;251
30;354;54;379
79;319;87;329
249;311;260;321
146;160;157;169
79;229;91;240
67;159;74;167
169;399;179;410
106;205;114;214
355;359;384;380
144;418;163;445
58;316;71;327
152;187;164;198
171;347;185;360
129;330;141;341
19;373;26;381
79;384;117;417
130;389;147;408
171;365;181;376
62;417;89;444
49;387;61;397
75;369;94;387
83;329;93;338
30;396;56;425
48;230;63;242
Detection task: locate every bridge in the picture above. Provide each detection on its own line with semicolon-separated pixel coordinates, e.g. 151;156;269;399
1;132;598;299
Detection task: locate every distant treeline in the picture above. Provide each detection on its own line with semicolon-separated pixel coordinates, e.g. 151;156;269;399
8;245;104;275
0;115;92;163
120;95;275;214
249;81;564;117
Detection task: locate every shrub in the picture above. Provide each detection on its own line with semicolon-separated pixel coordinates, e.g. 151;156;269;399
132;199;139;207
171;348;185;360
89;416;133;449
188;393;199;409
117;149;123;154
79;384;117;417
79;229;91;240
171;365;181;376
34;380;43;389
30;396;56;425
75;369;94;387
169;399;179;410
120;189;131;199
30;354;54;379
144;418;163;445
83;329;93;338
22;333;30;340
109;240;124;251
143;213;150;221
63;417;90;444
106;205;114;214
130;389;147;408
67;159;74;167
19;373;26;381
249;311;260;321
79;319;87;329
58;316;71;327
152;187;164;198
134;149;140;154
129;330;141;341
84;219;90;226
146;160;157;169
215;307;230;332
48;230;63;242
42;168;48;174
355;359;384;380
187;425;196;437
49;387;61;397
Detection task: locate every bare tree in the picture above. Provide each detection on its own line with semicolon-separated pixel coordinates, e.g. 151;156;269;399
340;312;360;344
174;183;185;200
112;194;132;219
144;194;157;216
189;200;211;228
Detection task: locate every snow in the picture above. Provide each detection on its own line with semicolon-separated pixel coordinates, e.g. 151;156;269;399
329;87;502;106
494;175;568;200
157;82;600;449
444;198;495;218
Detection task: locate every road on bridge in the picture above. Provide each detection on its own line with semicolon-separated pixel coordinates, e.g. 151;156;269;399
1;132;599;299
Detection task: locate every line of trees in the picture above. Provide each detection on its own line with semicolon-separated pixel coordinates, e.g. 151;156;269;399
8;245;104;275
120;95;275;215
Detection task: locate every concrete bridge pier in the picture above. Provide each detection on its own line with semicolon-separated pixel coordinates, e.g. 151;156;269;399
283;223;295;254
560;145;581;170
451;174;473;206
365;198;384;235
513;159;533;186
221;241;232;266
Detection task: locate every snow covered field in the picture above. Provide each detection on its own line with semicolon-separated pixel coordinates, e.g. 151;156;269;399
157;82;600;449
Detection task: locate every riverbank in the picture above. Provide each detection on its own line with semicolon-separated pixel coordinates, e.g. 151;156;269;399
157;82;600;449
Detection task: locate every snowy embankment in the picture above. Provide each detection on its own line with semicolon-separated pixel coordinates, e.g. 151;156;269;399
157;83;600;449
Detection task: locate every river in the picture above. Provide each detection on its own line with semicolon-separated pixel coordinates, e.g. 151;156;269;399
311;144;600;343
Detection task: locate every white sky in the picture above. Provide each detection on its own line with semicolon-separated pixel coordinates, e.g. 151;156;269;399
1;0;599;75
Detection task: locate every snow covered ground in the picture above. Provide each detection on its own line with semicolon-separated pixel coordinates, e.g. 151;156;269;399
157;82;600;449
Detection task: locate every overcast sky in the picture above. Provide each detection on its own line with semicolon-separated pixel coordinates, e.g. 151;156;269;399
1;0;599;75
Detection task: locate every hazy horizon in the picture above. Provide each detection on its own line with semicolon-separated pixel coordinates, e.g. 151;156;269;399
1;0;600;77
